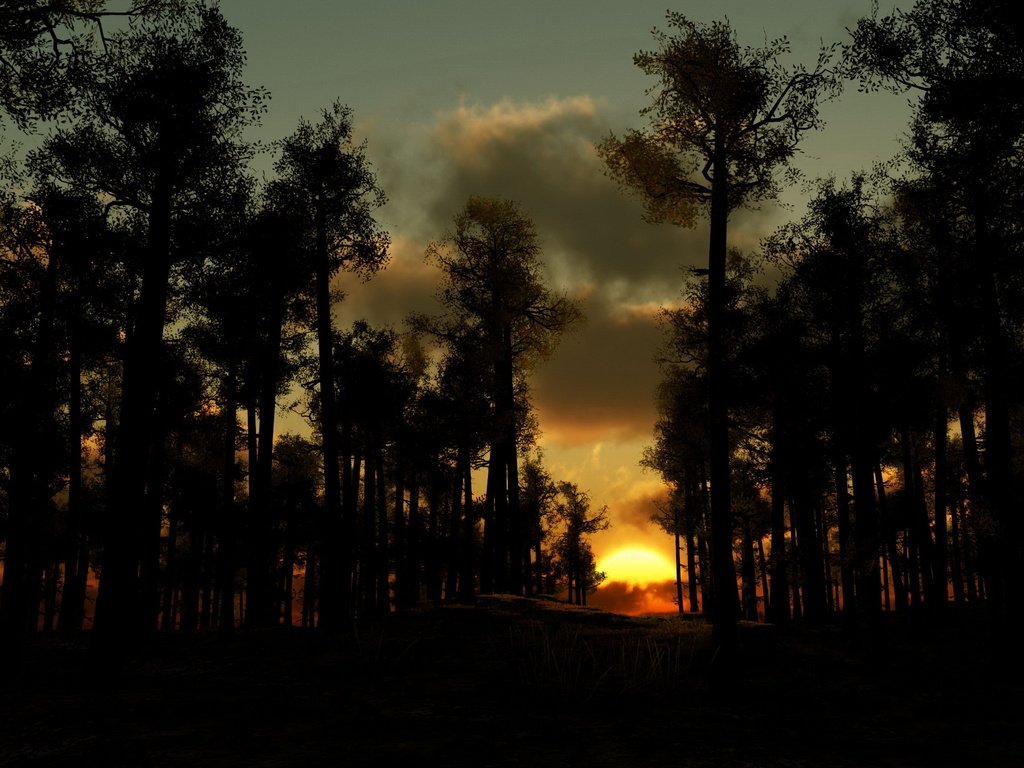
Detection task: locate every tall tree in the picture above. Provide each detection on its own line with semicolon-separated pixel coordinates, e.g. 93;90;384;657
34;3;266;639
848;0;1024;623
424;196;580;596
598;12;838;652
271;101;389;627
551;481;609;606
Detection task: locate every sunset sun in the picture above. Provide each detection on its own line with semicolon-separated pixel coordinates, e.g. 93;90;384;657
598;546;675;587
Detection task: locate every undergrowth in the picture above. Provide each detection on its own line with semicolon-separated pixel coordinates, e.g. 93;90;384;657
507;618;708;699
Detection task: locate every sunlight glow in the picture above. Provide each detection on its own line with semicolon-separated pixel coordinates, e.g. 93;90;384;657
597;546;675;586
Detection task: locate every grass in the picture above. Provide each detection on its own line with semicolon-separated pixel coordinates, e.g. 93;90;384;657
2;598;1022;767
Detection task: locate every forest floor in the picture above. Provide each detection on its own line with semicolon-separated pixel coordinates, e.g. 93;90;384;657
2;596;1022;767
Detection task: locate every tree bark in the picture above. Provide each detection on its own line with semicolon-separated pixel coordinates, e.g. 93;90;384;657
313;201;347;628
707;146;737;653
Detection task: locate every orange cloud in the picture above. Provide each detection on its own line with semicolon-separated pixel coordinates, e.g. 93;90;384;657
436;96;601;162
589;579;680;616
614;485;672;531
533;292;664;447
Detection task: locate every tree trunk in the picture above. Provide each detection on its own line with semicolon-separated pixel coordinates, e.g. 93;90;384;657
408;477;422;602
768;422;789;624
740;524;758;621
313;201;347;628
683;476;700;614
58;296;88;633
834;457;856;620
96;172;174;641
218;368;238;631
674;526;684;615
974;201;1018;622
459;450;475;599
375;448;389;613
1;243;59;637
706;146;738;654
933;380;949;612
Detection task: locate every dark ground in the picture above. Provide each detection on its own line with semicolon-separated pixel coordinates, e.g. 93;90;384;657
2;597;1022;767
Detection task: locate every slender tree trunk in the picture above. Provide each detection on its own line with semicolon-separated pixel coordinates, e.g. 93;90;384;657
835;457;856;620
140;396;167;634
426;485;442;601
59;302;88;632
314;202;347;628
408;477;422;602
459;451;475;599
756;534;770;621
394;459;409;607
790;509;802;621
794;490;826;622
482;442;498;595
361;441;377;615
684;477;700;614
933;382;949;612
876;463;906;613
2;245;59;637
375;448;389;613
740;524;758;621
674;526;684;615
768;424;789;624
697;462;712;615
446;468;461;600
950;493;965;606
973;202;1018;622
96;173;173;641
851;450;880;621
246;289;284;628
706;147;737;653
218;369;238;631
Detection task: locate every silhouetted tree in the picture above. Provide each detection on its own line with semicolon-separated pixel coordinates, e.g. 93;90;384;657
551;482;608;606
519;452;558;597
423;196;580;596
599;12;839;651
30;3;266;639
272;101;389;627
0;0;182;127
848;0;1024;623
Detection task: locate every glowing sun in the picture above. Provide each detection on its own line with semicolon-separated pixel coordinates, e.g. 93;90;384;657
597;546;675;586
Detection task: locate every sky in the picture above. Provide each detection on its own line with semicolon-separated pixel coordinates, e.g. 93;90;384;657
118;1;919;612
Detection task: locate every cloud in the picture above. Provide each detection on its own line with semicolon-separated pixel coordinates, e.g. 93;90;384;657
423;96;706;294
589;579;680;616
532;289;665;446
615;484;671;532
335;233;441;329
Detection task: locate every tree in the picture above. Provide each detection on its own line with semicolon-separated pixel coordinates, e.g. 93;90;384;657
598;12;838;652
518;452;558;596
551;482;609;606
848;0;1024;623
424;196;580;596
271;101;389;627
0;1;182;127
0;179;129;636
31;3;266;639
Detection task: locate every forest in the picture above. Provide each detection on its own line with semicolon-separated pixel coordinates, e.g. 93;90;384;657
1;0;1023;698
